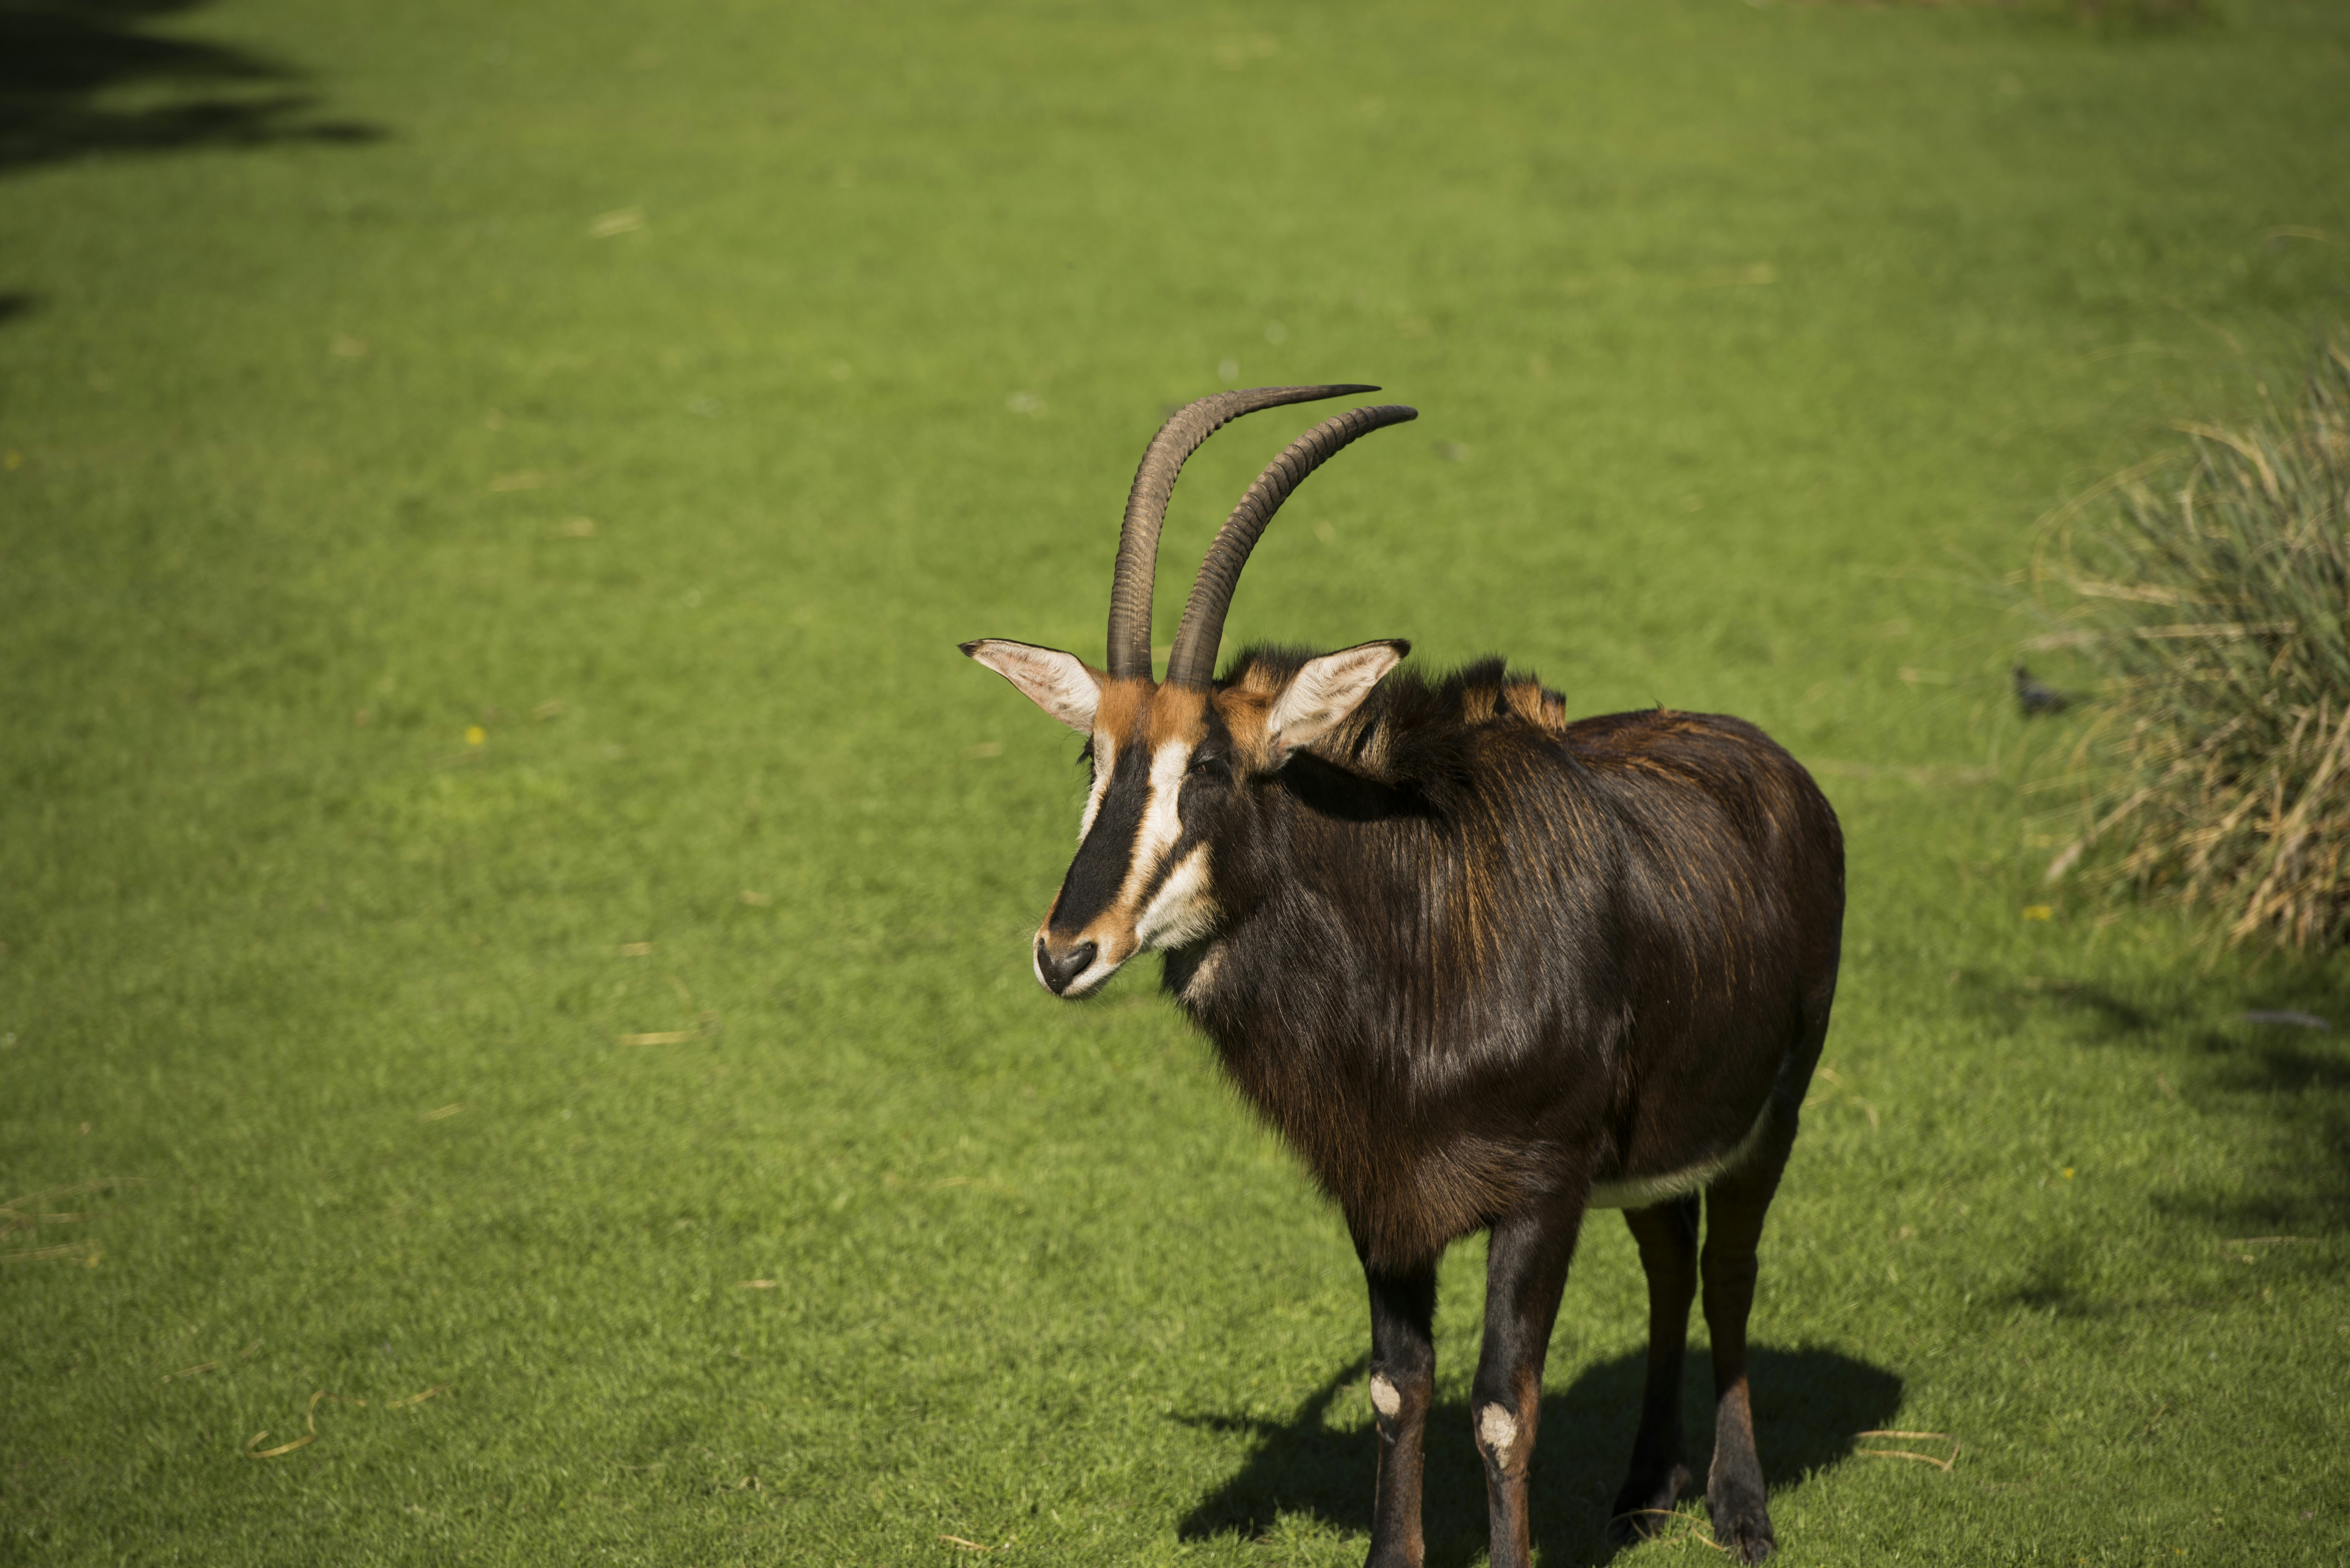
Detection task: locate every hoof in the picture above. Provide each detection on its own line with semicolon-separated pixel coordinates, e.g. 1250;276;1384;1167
1607;1463;1691;1545
1706;1477;1775;1565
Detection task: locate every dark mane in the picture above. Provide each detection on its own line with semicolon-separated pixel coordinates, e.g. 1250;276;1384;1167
1222;646;1571;790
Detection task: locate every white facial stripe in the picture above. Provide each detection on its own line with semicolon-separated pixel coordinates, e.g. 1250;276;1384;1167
1077;733;1117;842
1053;736;1210;995
1111;740;1189;918
1136;843;1216;951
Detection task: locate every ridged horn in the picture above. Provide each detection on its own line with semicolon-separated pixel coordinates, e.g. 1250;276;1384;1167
1164;403;1418;689
1105;385;1380;680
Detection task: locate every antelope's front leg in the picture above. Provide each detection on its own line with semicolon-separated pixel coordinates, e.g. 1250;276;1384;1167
1362;1264;1437;1568
1472;1199;1586;1568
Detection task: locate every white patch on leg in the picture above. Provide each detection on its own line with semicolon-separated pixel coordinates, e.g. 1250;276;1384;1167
1369;1374;1402;1419
1477;1403;1519;1466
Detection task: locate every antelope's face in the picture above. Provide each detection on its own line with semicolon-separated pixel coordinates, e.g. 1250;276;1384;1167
960;382;1417;997
963;640;1405;997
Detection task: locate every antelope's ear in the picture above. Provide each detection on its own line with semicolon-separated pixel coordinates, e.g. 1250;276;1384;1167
960;639;1103;734
1264;639;1408;764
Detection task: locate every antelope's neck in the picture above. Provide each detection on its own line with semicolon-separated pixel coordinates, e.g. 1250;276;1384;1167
1161;937;1228;1012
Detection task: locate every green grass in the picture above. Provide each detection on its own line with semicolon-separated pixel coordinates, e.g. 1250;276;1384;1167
3;0;2347;1562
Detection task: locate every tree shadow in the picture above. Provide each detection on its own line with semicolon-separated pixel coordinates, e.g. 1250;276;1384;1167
1949;964;2349;1268
2155;1024;2350;1246
1946;969;2160;1038
0;291;38;326
0;0;382;176
1176;1344;1901;1565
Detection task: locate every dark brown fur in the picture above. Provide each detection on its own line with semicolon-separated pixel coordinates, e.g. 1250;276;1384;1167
1143;649;1844;1566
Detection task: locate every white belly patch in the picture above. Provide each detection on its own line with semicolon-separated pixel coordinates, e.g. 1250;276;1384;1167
1587;1101;1775;1210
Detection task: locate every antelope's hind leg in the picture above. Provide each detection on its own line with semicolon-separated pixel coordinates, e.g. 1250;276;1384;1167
1610;1194;1699;1543
1699;1148;1794;1565
1362;1263;1437;1568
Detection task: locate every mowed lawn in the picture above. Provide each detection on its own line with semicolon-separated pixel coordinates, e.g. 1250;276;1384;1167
3;0;2347;1562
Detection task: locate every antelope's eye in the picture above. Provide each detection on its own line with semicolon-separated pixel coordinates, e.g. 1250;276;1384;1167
1187;749;1228;780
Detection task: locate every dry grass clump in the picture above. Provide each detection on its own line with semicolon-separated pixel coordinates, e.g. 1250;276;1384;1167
2030;337;2350;950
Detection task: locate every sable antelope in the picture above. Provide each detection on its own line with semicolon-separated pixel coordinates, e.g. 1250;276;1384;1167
962;385;1844;1567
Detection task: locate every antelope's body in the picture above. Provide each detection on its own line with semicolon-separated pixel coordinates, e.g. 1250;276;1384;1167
1167;660;1842;1273
964;386;1844;1567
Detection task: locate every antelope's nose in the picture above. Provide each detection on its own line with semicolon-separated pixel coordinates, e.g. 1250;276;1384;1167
1036;936;1097;996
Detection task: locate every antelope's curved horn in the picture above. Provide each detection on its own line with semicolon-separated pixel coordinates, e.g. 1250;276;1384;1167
1106;385;1380;680
1164;403;1418;689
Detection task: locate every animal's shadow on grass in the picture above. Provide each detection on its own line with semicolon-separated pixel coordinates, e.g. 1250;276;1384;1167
0;0;382;177
1951;965;2349;1265
1177;1344;1900;1565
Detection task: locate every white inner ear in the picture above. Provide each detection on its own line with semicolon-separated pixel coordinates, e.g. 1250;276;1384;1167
964;639;1102;734
1264;640;1406;761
